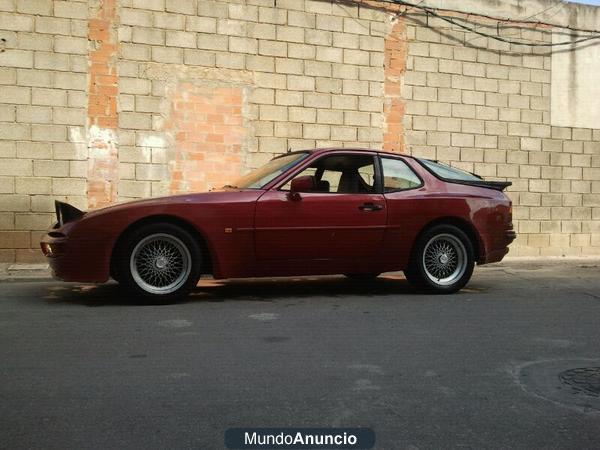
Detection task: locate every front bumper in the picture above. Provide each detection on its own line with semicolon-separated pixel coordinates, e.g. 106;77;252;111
40;233;111;283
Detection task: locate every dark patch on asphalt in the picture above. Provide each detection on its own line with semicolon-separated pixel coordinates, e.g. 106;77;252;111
261;336;291;343
586;291;600;301
559;367;600;397
517;359;600;414
461;286;485;293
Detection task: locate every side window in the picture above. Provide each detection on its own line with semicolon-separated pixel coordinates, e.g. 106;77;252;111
282;154;376;194
358;164;374;186
381;157;421;192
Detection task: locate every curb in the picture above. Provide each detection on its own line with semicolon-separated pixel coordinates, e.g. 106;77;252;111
0;263;52;280
502;256;600;263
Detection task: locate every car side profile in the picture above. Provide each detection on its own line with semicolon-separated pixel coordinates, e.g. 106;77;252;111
41;148;515;302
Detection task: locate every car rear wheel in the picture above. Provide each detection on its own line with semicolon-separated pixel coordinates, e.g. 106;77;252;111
116;223;202;303
404;224;474;294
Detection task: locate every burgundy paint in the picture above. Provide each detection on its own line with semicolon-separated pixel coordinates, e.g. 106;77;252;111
41;149;515;283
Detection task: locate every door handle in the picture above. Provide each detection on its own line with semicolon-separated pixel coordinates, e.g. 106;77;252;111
359;202;383;211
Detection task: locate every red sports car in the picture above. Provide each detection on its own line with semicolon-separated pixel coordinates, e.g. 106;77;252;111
41;148;515;302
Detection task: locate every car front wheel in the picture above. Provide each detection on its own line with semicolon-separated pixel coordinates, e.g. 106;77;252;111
116;223;202;303
404;224;474;294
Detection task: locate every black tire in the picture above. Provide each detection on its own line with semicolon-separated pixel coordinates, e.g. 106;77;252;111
344;273;381;281
114;222;202;304
404;224;475;294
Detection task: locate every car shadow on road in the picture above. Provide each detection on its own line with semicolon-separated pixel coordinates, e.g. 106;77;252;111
41;273;441;307
192;274;417;302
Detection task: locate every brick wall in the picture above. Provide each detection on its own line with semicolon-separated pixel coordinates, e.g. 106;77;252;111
168;82;245;193
87;0;119;209
0;0;598;262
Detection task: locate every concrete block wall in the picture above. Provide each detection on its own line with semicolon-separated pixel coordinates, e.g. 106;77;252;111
0;0;89;263
0;0;598;262
400;13;600;256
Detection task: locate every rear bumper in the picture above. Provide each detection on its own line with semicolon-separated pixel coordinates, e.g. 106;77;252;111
505;229;516;243
483;246;510;264
480;228;516;264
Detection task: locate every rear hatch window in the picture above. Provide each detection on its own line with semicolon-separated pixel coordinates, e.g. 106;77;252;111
418;159;511;191
419;159;482;181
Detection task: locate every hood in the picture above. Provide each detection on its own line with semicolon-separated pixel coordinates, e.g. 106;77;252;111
82;189;259;219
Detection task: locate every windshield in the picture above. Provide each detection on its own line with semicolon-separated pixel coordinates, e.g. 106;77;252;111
228;152;310;189
419;159;482;181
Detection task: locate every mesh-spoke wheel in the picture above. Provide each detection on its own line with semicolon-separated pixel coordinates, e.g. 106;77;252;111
404;224;475;294
115;222;202;303
422;233;467;286
130;233;192;295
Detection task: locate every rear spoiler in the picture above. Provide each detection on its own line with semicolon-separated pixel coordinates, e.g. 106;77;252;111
448;180;512;192
55;200;85;227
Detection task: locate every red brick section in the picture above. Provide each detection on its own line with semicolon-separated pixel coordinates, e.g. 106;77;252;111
167;83;245;194
383;16;407;153
87;0;119;209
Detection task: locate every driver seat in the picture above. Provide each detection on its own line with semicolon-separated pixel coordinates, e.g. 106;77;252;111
338;170;366;193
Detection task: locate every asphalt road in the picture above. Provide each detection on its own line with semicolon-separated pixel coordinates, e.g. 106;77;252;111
1;261;600;450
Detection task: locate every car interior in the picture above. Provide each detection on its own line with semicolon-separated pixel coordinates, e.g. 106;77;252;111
284;154;376;194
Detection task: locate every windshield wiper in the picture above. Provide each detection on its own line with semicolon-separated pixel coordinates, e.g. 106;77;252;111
222;184;238;189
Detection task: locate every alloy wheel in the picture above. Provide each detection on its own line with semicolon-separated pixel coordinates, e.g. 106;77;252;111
422;233;467;286
129;233;192;295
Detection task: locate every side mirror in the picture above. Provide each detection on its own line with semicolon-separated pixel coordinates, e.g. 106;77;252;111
290;175;315;193
288;175;315;201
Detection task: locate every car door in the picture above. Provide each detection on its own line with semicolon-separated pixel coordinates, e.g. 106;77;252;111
254;152;387;268
379;155;428;268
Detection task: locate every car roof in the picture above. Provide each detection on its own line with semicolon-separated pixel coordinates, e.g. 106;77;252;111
278;147;419;160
